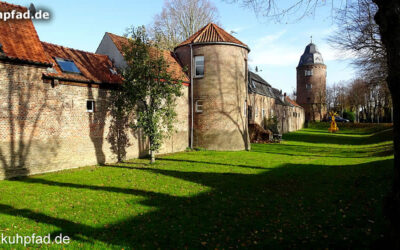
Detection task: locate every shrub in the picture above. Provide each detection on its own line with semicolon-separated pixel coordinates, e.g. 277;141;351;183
343;111;356;122
264;116;279;134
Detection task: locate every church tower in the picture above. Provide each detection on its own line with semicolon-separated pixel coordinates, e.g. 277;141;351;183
296;41;327;122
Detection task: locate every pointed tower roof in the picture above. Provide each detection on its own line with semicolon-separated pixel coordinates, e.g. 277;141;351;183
175;23;249;51
298;42;324;67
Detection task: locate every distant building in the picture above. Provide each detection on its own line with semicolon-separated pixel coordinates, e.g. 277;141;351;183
248;72;304;134
296;42;327;121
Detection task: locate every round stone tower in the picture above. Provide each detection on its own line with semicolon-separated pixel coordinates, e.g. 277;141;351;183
174;23;250;151
296;42;327;122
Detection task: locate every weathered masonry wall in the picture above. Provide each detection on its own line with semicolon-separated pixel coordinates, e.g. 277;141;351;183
175;44;250;151
248;93;305;134
0;62;189;179
296;64;327;121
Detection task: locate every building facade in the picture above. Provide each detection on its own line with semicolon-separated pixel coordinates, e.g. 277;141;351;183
0;2;304;179
248;72;304;134
174;23;251;151
296;42;327;122
0;2;188;179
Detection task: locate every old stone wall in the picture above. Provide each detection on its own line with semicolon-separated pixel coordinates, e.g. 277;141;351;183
248;93;304;134
175;44;250;151
0;62;189;179
296;64;327;121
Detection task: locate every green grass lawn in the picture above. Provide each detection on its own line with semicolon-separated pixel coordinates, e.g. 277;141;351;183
0;126;394;249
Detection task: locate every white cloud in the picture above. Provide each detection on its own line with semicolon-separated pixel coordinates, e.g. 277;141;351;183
248;30;300;66
248;29;356;68
253;30;287;48
225;25;251;35
319;43;357;61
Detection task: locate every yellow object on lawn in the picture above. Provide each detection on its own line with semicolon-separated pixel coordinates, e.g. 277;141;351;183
328;111;339;133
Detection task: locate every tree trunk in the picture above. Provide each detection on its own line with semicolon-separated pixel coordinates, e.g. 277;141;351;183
150;150;155;164
373;0;400;247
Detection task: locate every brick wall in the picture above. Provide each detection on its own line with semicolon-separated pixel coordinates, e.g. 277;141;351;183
0;62;189;179
248;93;304;133
175;44;250;151
296;64;327;121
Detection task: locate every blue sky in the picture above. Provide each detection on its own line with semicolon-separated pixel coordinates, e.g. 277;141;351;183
8;0;356;94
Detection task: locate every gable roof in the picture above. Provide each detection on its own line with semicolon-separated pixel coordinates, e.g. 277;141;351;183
248;71;297;106
248;71;275;98
175;23;249;51
106;32;189;83
42;42;122;84
0;2;50;65
249;71;271;87
285;96;302;107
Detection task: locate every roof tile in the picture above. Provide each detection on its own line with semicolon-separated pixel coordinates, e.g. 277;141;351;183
42;42;122;84
107;32;189;83
0;1;49;64
285;96;302;107
176;23;248;50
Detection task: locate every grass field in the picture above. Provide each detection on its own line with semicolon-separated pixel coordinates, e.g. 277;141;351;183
0;125;394;249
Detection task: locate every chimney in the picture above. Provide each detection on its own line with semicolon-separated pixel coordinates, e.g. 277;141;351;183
284;92;287;97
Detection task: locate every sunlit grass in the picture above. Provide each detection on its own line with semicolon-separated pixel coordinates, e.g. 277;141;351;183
0;125;394;249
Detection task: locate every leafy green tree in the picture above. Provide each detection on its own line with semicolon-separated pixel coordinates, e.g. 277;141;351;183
107;89;131;162
121;26;183;163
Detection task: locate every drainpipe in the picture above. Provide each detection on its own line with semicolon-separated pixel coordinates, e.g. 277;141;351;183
190;44;194;149
391;106;394;123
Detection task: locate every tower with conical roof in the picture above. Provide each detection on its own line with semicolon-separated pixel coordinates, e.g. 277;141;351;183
174;23;250;151
296;41;327;122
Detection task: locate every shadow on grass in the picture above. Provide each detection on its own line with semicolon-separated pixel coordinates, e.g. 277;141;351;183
251;143;394;159
283;128;393;146
1;158;393;249
154;158;269;170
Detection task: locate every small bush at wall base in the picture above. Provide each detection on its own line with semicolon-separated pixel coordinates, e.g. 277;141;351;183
264;116;279;134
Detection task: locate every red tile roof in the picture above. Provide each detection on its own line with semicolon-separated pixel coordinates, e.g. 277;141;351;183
42;42;122;84
285;96;302;108
0;2;50;65
107;32;189;83
176;23;248;50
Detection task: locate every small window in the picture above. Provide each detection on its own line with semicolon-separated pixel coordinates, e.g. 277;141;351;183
305;69;313;76
55;58;81;74
251;80;256;89
87;100;95;112
262;108;265;119
248;106;253;119
306;83;312;89
195;100;203;113
270;109;274;118
194;56;204;77
255;107;258;117
244;101;247;116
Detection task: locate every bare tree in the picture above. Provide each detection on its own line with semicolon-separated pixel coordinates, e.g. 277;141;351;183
289;88;297;100
328;0;387;85
326;84;335;111
347;79;367;121
228;0;400;244
150;0;220;50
